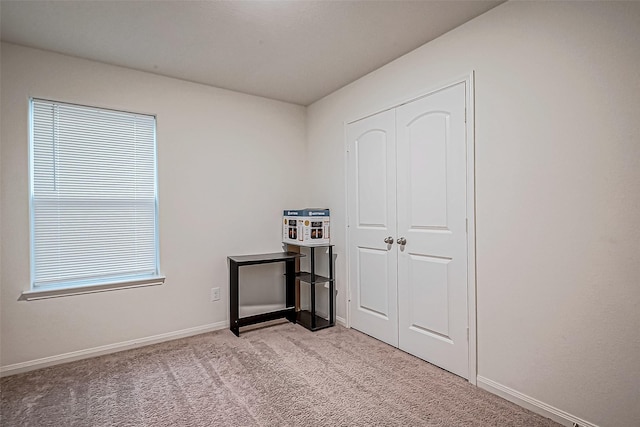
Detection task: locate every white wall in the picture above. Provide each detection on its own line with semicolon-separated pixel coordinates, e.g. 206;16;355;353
0;43;307;368
306;2;640;427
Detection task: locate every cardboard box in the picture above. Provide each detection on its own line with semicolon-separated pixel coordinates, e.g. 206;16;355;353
283;209;330;246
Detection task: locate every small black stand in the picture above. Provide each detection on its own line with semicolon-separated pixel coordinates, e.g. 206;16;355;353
228;251;304;337
293;245;335;331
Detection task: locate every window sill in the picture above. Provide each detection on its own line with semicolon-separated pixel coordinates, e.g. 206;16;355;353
19;276;166;301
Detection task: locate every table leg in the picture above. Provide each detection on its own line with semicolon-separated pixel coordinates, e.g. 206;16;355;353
229;260;240;336
285;259;296;323
310;247;316;329
329;245;334;325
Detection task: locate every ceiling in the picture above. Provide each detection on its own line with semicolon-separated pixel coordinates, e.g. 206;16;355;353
0;1;502;106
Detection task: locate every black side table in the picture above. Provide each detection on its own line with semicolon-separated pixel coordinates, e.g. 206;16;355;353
228;251;304;337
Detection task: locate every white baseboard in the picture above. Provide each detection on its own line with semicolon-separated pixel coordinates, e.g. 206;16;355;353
336;315;347;327
0;321;228;377
477;376;598;427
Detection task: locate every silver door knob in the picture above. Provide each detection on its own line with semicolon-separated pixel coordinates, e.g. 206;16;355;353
384;236;394;244
397;237;407;245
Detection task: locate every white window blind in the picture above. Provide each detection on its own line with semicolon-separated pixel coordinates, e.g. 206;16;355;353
30;99;160;290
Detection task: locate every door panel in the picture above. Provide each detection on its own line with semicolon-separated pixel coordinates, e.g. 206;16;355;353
407;254;451;339
347;109;398;347
408;112;449;229
356;131;388;227
357;247;390;318
397;83;468;378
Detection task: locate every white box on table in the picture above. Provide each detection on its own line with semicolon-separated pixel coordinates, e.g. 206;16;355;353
283;209;330;246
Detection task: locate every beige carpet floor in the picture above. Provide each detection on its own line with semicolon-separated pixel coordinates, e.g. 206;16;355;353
1;323;560;426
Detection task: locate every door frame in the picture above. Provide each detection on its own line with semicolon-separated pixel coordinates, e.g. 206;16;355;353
344;72;477;384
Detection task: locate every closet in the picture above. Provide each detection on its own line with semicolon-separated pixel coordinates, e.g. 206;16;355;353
347;81;471;379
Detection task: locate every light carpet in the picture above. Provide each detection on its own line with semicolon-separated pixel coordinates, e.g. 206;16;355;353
1;323;560;426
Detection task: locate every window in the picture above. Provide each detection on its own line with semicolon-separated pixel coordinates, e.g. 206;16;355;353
28;99;162;295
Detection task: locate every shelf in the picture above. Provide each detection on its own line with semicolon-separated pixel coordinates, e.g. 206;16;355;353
296;310;333;331
296;271;331;285
237;308;296;329
239;304;294;318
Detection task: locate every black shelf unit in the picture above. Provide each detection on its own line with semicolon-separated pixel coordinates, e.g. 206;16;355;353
291;244;335;331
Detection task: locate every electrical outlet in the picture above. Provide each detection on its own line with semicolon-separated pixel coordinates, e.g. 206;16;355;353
211;287;220;301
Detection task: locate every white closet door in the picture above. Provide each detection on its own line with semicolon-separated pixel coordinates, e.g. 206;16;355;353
347;109;398;347
396;82;469;378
